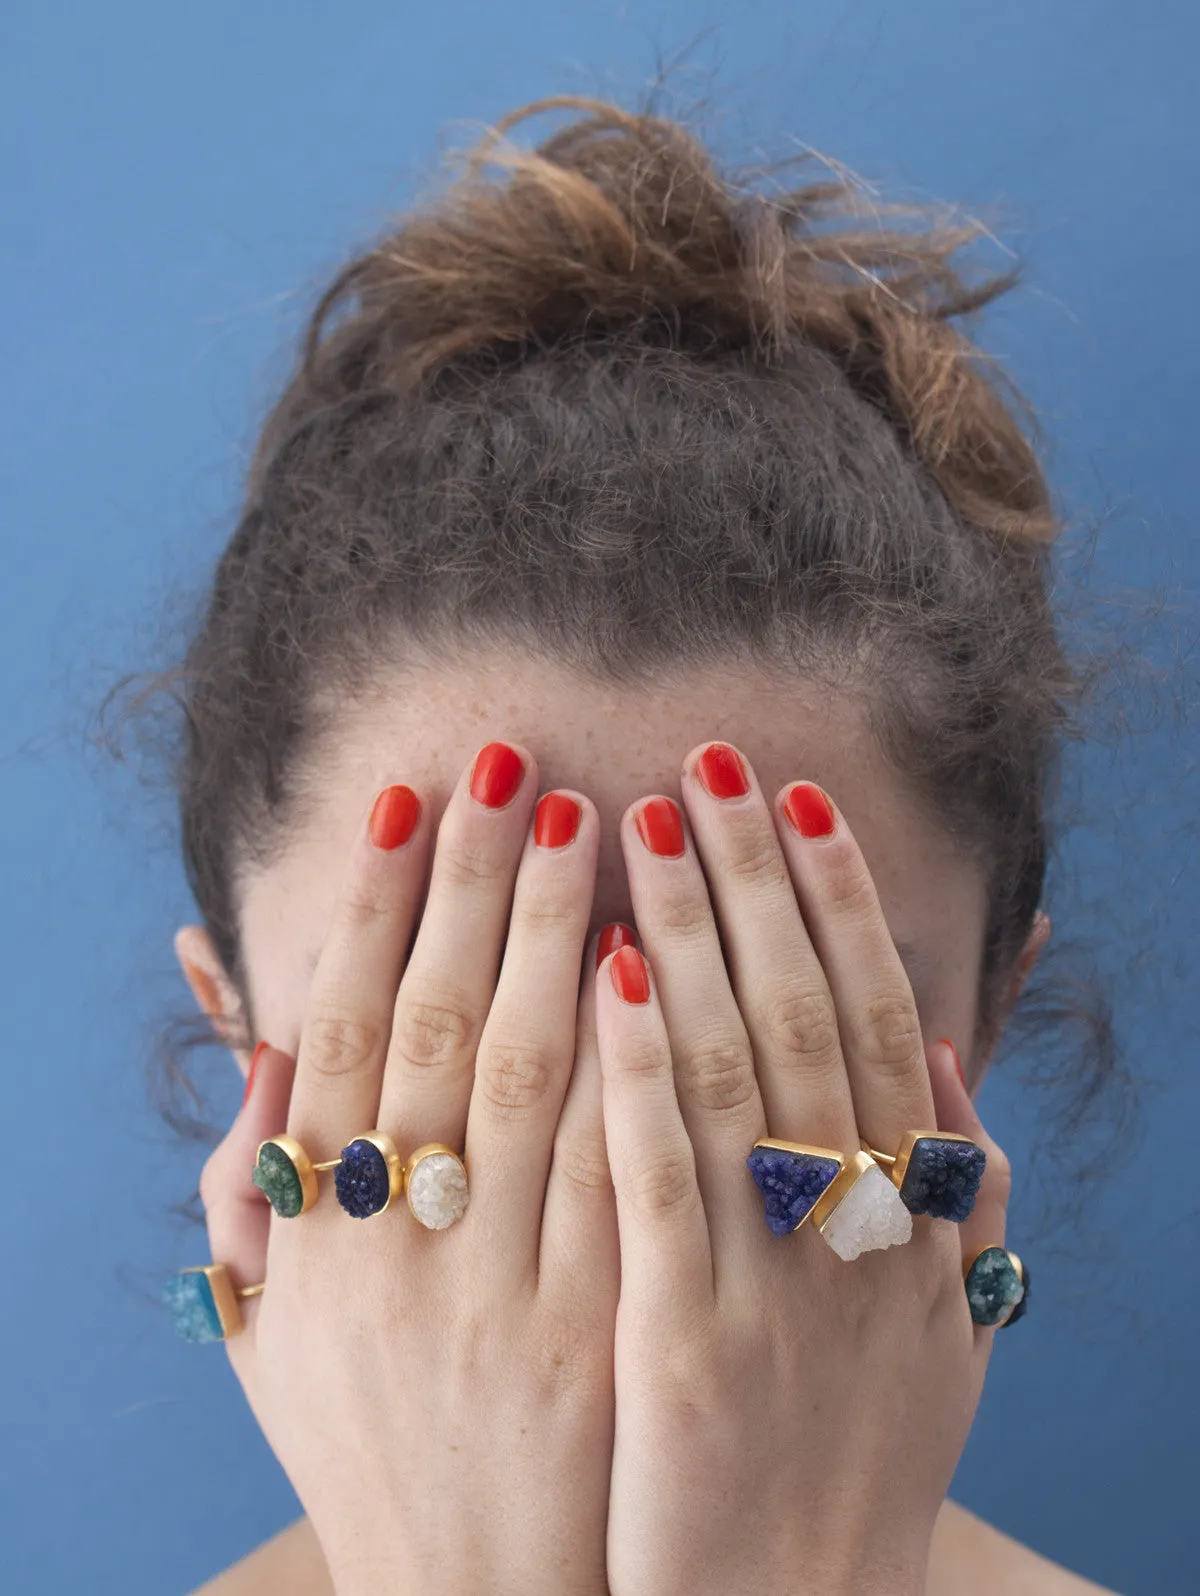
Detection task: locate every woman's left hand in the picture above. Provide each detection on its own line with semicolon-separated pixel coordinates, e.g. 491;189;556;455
586;742;1013;1596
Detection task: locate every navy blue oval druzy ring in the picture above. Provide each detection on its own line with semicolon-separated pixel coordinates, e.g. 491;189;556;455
862;1130;986;1222
334;1131;406;1219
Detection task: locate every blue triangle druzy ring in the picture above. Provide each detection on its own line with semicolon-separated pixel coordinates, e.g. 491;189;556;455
163;1263;264;1343
862;1131;986;1222
746;1139;845;1237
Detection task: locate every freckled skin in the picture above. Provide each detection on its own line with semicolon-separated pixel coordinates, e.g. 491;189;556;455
239;647;990;1073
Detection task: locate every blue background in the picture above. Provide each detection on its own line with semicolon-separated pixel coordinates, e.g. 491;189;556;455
3;4;1197;1593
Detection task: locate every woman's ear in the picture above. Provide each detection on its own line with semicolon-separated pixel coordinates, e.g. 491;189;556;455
966;910;1053;1093
174;924;254;1082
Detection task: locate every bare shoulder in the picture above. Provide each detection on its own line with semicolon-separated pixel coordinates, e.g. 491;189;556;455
930;1498;1121;1595
190;1516;332;1596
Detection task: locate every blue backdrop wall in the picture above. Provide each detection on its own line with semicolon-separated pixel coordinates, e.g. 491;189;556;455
3;5;1197;1593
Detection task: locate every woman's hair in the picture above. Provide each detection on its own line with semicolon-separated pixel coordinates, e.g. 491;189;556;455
108;94;1136;1190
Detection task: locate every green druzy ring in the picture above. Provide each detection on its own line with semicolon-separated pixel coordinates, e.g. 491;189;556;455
965;1245;1029;1327
163;1264;263;1343
252;1133;340;1218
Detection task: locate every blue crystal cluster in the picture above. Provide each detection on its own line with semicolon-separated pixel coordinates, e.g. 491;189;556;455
965;1246;1026;1326
163;1270;224;1343
899;1137;986;1222
335;1138;392;1218
747;1146;840;1237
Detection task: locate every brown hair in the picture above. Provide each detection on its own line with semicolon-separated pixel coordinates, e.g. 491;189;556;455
109;94;1133;1184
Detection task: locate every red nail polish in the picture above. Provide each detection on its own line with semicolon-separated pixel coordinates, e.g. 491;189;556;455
940;1037;966;1088
470;742;525;808
596;922;637;969
369;784;421;850
695;742;749;800
535;792;581;849
635;797;685;857
242;1040;269;1108
611;944;651;1004
783;782;835;839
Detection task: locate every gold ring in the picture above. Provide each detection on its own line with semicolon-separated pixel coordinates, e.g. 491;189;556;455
252;1133;338;1217
810;1149;914;1261
964;1245;1028;1327
164;1264;263;1343
404;1143;470;1230
334;1132;406;1218
747;1138;845;1236
861;1131;986;1223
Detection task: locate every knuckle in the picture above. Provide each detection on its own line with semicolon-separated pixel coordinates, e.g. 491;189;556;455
625;1149;700;1219
553;1135;613;1198
651;885;714;943
819;852;879;919
391;993;476;1072
436;836;502;892
682;1033;757;1113
336;881;398;933
304;1010;384;1081
512;891;578;939
724;829;790;895
762;985;842;1067
858;986;923;1072
610;1033;670;1081
477;1038;557;1119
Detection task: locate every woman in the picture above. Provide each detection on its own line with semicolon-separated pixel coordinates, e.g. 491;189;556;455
152;96;1119;1593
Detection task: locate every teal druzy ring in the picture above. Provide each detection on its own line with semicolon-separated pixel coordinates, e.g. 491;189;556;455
964;1245;1029;1328
163;1264;263;1343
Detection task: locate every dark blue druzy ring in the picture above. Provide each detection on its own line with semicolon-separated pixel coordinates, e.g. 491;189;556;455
964;1246;1029;1328
746;1138;845;1237
334;1130;405;1219
862;1130;986;1223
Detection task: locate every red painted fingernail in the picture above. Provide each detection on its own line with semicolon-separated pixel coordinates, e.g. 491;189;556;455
940;1036;966;1088
695;742;749;800
470;742;525;808
242;1040;269;1108
369;784;421;850
635;796;685;857
535;791;581;848
596;921;637;969
611;944;651;1004
783;782;836;839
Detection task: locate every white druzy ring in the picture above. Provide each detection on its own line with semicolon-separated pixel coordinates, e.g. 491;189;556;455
404;1142;470;1231
809;1148;913;1260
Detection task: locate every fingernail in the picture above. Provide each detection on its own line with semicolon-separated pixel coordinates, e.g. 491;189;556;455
369;784;421;849
695;742;749;800
940;1036;966;1088
611;944;651;1004
635;796;685;857
596;921;637;969
470;742;525;808
783;782;836;839
242;1040;269;1108
535;791;581;848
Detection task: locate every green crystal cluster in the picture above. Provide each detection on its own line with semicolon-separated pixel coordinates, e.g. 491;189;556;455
253;1141;305;1217
965;1246;1025;1326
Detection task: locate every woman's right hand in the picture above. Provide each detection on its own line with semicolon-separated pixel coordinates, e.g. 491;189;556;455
196;743;619;1596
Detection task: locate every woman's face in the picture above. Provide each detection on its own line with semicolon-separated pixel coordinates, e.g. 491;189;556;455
183;649;1047;1084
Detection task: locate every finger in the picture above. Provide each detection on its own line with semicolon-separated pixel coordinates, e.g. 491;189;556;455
619;793;765;1263
677;741;858;1150
595;942;713;1318
287;783;430;1156
202;1042;297;1354
773;781;935;1154
464;790;601;1281
928;1038;1011;1261
377;741;537;1154
538;925;626;1311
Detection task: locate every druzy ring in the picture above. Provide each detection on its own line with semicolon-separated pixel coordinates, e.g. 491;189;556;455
163;1264;263;1343
862;1131;986;1222
405;1142;470;1230
334;1132;406;1218
253;1133;340;1217
964;1245;1029;1328
748;1139;912;1259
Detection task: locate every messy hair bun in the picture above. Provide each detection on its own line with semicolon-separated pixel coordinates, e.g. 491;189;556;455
257;94;1055;545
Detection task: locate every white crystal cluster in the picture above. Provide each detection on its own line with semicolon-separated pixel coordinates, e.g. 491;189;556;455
821;1162;912;1261
407;1153;470;1230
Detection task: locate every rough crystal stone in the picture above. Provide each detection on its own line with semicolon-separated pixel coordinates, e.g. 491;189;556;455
407;1152;469;1230
252;1142;304;1218
335;1139;392;1218
899;1137;986;1222
965;1246;1026;1326
821;1162;913;1261
163;1270;224;1343
746;1146;841;1237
